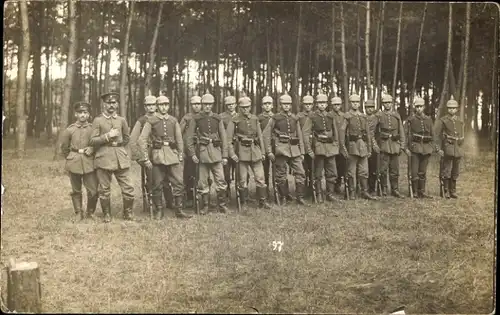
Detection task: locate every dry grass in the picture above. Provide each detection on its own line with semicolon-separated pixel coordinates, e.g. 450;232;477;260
0;135;495;314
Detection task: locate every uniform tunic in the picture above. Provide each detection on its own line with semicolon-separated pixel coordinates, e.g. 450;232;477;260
331;110;347;187
129;114;155;161
180;112;198;197
220;110;238;187
258;111;274;186
434;114;465;180
366;113;380;192
405;113;438;181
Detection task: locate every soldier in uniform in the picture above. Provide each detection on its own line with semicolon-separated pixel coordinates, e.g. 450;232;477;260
302;92;340;202
185;91;229;214
365;99;379;194
89;92;135;222
60;101;99;221
220;92;238;198
434;96;463;198
330;95;347;194
226;94;271;209
372;94;408;198
339;94;377;200
180;93;203;206
258;92;275;199
297;93;315;196
137;96;191;219
405;97;442;198
263;92;307;205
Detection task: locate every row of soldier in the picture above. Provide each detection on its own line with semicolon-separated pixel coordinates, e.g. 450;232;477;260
61;89;465;222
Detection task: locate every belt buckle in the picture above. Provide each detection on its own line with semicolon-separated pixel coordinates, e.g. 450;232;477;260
111;141;118;147
163;141;169;146
78;149;84;154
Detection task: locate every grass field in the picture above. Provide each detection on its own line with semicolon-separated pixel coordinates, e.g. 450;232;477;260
0;135;496;314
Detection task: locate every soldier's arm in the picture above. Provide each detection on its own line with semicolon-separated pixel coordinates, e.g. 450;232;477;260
297;121;305;155
129;120;143;160
179;116;187;134
137;121;152;162
262;118;275;155
339;117;348;152
185;118;196;157
332;118;339;144
219;119;228;159
433;119;443;151
257;120;265;153
121;117;130;146
398;114;406;150
172;119;183;156
301;117;313;154
89;117;109;147
226;120;236;158
60;128;72;158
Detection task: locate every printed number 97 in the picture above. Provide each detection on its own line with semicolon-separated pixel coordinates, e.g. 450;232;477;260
272;241;283;252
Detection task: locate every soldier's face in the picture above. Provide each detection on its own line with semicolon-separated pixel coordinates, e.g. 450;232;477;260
332;103;342;112
366;107;375;115
191;103;202;113
448;107;458;115
158;103;169;114
303;103;313;112
317;102;327;111
226;103;236;112
281;103;291;112
415;105;424;115
145;104;157;114
350;101;360;110
104;100;118;113
383;101;392;110
75;110;90;122
240;106;251;115
203;103;213;113
263;102;273;112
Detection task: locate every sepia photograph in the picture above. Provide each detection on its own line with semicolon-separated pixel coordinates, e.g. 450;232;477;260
1;0;497;313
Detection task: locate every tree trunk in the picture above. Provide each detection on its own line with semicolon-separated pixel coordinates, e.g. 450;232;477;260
410;2;427;111
16;0;30;158
45;22;53;139
399;31;406;119
145;3;163;96
120;1;134;119
372;4;381;101
365;1;372;99
491;9;498;148
376;2;385;107
391;2;403;104
340;3;349;111
33;2;45;138
292;3;303;113
356;7;361;95
456;38;465;100
331;3;336;93
103;7;112;93
459;3;470;122
278;22;287;93
266;14;272;91
216;10;221;112
436;3;453;120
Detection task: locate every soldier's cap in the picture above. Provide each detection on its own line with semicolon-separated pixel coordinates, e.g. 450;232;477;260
316;93;328;103
331;96;342;105
73;101;91;112
157;95;169;104
201;91;215;104
224;95;236;105
144;95;157;105
382;94;393;103
190;95;202;104
365;99;376;107
238;97;251;107
262;95;273;104
100;92;119;103
302;94;314;104
349;94;361;102
446;95;459;108
414;97;425;106
279;93;292;104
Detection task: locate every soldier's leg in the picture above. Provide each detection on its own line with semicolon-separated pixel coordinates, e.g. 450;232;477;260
285;162;294;201
263;157;271;199
251;160;271;209
114;167;136;220
224;162;232;198
163;178;174;210
96;168;113;222
389;153;403;198
379;152;390;196
211;162;229;213
358;156;376;200
325;156;339;202
289;156;307;205
418;153;432;198
450;157;461;198
150;165;166;219
346;155;358;199
238;162;250;206
275;156;289;204
198;163;210;214
441;156;453;198
314;156;325;203
142;166;154;212
411;152;420;197
335;155;346;193
367;153;378;193
69;173;84;221
302;155;311;196
184;159;194;203
82;171;99;219
166;163;192;218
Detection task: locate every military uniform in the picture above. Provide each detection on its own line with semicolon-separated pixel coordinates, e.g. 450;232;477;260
297;94;315;196
185;92;229;214
339;94;377;200
220;94;238;198
434;96;464;198
330;97;347;193
180;109;198;203
89;92;135;222
405;97;439;198
263;93;307;205
138;96;190;219
258;110;274;194
373;95;407;197
365;100;379;194
227;95;270;209
60;102;98;220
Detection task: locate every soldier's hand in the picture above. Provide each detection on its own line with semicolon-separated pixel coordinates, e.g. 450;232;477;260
373;146;380;154
222;158;228;166
178;154;183;162
438;149;444;157
268;153;275;161
404;149;411;156
144;160;153;170
341;150;348;159
108;128;119;138
192;155;199;164
261;154;266;161
231;155;239;163
83;146;93;156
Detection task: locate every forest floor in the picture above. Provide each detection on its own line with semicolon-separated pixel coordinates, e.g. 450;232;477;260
0;133;496;314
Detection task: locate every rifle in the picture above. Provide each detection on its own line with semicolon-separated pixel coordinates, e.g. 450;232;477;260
310;137;317;203
408;152;414;198
439;156;445;198
234;137;242;212
375;153;382;196
272;158;281;206
343;173;350;200
194;140;200;214
141;166;153;219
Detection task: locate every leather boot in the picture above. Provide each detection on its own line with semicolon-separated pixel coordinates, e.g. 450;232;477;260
174;196;192;219
257;186;271;209
411;180;419;198
199;194;209;215
71;193;84;221
238;187;247;211
217;190;229;213
285;178;294;201
163;185;174;210
443;179;451;199
348;177;356;200
226;186;231;199
390;177;404;198
418;179;433;199
315;181;323;203
450;180;458;199
123;198;135;221
360;178;377;200
325;182;340;202
295;182;308;206
152;195;163;220
278;183;288;205
100;198;112;223
86;194;98;220
334;179;343;194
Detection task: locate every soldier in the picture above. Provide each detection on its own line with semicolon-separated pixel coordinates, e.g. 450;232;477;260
263;92;307;205
372;94;408;198
89;92;135;222
434;95;463;199
405;97;442;198
297;93;315;197
60;101;99;221
339;94;377;200
365;99;379;194
258;91;275;199
330;94;347;194
180;93;203;206
303;92;340;202
220;92;238;198
185;91;229;214
137;96;191;219
227;94;271;210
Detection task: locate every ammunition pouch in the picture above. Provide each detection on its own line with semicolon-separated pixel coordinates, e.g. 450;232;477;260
348;134;368;142
240;138;254;147
107;142;123;147
444;134;464;145
290;138;300;145
70;148;85;153
278;134;291;143
199;136;221;147
152;139;177;150
316;134;333;143
412;134;432;143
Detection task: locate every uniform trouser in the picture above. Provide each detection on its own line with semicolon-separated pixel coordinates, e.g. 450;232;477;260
263;157;271;187
410;152;430;180
347;155;368;189
367;152;379;191
198;162;227;194
314;155;338;185
69;172;98;198
441;156;461;180
335;155;347;185
238;160;266;189
275;156;305;186
224;159;236;187
142;165;153;191
151;163;184;198
184;158;196;200
380;152;400;187
96;168;134;200
303;155;312;185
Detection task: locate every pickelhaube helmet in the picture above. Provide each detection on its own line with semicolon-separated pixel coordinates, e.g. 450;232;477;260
201;89;215;104
156;95;169;104
414;97;425;106
190;91;201;104
144;95;157;105
279;91;292;104
349;94;361;102
365;99;376;107
302;92;314;104
382;94;393;103
224;91;236;105
262;90;273;104
238;91;251;107
330;91;342;105
315;92;328;103
446;95;459;108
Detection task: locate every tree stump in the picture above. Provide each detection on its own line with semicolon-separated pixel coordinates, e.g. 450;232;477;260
7;261;42;313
